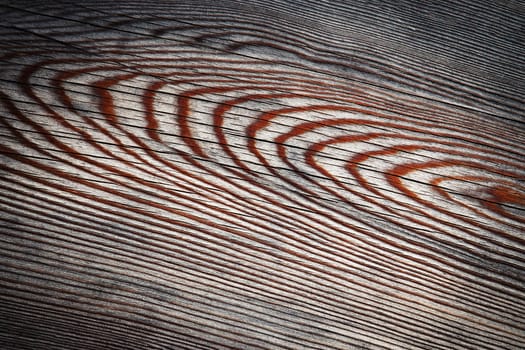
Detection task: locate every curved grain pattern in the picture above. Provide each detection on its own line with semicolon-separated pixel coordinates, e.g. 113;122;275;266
1;1;524;349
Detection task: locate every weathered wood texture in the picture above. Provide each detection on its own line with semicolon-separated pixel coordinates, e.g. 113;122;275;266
1;0;524;349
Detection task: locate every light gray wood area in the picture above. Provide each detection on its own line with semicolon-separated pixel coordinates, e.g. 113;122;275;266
1;1;524;349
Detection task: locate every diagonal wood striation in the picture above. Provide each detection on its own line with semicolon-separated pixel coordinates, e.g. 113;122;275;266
0;1;524;349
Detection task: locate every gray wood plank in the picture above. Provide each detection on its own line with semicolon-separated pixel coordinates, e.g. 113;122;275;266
0;1;524;349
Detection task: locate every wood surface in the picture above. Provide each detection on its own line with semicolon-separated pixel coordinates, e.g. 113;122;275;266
1;0;524;349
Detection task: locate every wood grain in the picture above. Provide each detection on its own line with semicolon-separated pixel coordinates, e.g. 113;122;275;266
1;1;524;349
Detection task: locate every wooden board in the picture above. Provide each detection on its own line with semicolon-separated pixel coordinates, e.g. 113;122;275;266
1;1;524;349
